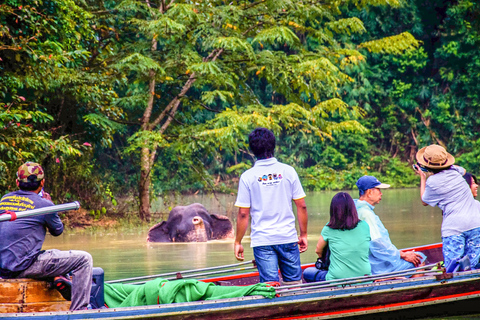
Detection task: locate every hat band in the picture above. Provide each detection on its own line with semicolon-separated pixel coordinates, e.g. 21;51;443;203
423;155;448;166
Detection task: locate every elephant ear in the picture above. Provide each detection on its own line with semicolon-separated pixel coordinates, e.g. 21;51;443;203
147;221;171;242
210;214;234;240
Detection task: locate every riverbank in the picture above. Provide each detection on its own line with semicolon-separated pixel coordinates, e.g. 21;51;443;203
61;208;151;231
62;192;238;231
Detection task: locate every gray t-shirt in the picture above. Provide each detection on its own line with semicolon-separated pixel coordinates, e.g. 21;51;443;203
422;166;480;237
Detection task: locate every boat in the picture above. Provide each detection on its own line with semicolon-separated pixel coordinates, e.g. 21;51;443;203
2;204;480;319
1;242;480;319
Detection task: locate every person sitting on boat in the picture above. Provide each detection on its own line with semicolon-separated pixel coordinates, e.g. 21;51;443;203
415;144;480;270
354;176;425;275
0;162;93;310
234;127;309;285
303;192;371;282
463;172;478;198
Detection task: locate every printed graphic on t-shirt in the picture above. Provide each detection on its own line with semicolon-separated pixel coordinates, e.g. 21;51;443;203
257;172;283;186
0;195;34;211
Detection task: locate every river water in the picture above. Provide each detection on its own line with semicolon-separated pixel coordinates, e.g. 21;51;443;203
43;188;443;281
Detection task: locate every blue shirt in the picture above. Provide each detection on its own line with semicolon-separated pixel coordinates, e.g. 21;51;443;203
0;190;63;277
354;199;415;274
422;166;480;237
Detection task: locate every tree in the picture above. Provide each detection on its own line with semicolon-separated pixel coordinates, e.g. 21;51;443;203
95;0;421;221
0;1;120;201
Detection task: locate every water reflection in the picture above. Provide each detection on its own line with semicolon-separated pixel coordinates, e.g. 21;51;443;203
43;188;443;280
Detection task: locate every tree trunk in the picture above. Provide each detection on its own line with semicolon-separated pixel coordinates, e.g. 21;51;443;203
139;146;153;222
137;46;223;221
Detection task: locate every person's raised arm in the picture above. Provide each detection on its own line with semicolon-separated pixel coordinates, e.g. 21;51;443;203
420;172;428;206
414;166;428;206
234;207;250;261
294;198;308;253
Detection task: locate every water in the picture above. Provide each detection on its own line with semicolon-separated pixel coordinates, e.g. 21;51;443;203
43;188;443;281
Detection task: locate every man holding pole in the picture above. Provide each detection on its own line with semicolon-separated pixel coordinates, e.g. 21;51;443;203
0;162;93;310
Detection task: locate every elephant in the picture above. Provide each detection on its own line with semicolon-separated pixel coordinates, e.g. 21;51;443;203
147;203;234;242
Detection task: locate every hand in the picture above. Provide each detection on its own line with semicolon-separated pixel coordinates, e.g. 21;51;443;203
42;191;52;201
298;235;308;253
234;242;244;261
413;165;426;179
400;250;422;267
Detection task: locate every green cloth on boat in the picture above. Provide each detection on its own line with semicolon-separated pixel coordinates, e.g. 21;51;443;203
104;278;276;307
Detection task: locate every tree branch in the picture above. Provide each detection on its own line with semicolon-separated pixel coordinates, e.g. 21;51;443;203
159;48;224;133
150;48;224;131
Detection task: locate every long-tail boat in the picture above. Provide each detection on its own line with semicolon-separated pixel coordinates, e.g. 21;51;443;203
1;205;480;319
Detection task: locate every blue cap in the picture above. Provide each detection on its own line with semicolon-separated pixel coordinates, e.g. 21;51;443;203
356;176;390;196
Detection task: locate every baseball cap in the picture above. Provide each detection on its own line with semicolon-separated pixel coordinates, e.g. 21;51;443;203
356;176;390;195
16;162;45;182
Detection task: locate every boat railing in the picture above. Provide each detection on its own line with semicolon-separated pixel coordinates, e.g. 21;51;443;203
107;262;443;289
106;260;257;284
276;263;441;295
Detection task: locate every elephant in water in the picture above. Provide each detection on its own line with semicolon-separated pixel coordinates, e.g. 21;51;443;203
147;203;234;242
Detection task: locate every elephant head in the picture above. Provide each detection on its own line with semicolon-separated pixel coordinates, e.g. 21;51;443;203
147;203;234;242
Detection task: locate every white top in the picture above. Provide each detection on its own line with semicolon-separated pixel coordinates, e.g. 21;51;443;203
422;166;480;237
235;158;306;247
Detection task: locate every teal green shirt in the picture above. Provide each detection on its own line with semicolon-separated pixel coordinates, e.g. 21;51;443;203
321;220;371;280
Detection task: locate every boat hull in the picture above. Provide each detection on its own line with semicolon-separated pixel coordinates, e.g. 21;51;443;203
2;243;480;320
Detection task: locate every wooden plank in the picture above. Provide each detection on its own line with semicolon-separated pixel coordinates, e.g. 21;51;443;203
0;280;24;303
0;278;69;313
22;301;71;313
0;302;70;314
0;304;21;313
25;279;66;303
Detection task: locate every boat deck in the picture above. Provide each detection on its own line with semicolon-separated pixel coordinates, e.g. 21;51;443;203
2;242;480;320
0;278;70;313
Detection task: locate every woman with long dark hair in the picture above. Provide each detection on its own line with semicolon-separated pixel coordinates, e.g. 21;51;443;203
303;192;371;282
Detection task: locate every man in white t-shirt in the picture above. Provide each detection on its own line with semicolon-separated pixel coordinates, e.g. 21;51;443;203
234;128;308;284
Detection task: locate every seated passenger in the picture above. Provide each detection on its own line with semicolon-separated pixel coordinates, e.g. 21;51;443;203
303;192;371;282
354;176;425;274
0;162;93;310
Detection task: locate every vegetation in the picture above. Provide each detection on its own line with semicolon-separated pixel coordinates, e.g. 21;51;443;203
1;0;480;222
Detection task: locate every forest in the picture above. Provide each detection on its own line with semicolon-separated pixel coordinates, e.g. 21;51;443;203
1;0;480;222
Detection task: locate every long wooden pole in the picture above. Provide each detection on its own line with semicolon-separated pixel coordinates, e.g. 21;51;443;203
0;201;80;222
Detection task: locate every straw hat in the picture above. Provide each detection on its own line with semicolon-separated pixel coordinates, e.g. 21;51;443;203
416;144;455;169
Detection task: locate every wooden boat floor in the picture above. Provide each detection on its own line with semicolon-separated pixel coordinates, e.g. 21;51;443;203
0;278;70;313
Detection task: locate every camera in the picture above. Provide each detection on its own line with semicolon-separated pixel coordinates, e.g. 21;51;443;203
412;163;428;172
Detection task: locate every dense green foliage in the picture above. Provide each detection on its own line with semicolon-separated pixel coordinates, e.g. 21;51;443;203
1;0;480;218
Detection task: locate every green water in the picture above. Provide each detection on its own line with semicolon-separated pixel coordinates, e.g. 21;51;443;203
43;188;443;281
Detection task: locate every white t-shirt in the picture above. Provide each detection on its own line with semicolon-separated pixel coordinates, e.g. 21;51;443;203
422;166;480;237
235;158;306;247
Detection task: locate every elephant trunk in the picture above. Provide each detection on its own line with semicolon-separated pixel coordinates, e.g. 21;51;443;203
192;216;208;242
